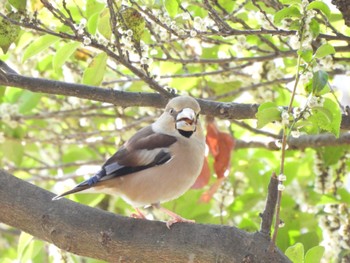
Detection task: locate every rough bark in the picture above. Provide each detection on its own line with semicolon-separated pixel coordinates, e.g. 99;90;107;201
0;169;291;263
235;133;350;150
0;70;349;130
332;0;350;27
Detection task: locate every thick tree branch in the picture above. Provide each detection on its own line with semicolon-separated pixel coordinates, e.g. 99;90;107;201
0;169;291;262
0;69;259;120
1;65;350;134
1;70;350;131
332;0;350;27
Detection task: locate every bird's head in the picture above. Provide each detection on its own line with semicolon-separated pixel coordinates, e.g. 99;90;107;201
164;96;201;138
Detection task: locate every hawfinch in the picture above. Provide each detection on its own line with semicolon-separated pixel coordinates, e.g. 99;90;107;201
53;96;205;228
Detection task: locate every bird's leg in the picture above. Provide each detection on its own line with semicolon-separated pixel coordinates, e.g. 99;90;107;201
153;204;195;229
131;207;146;219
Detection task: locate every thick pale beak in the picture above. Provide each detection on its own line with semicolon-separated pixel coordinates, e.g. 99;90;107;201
176;108;197;131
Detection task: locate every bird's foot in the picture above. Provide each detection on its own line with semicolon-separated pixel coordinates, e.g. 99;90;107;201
157;206;195;229
166;216;195;229
131;207;146;219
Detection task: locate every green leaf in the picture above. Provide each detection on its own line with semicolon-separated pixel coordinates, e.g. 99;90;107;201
280;0;300;3
318;146;346;166
312;70;329;95
317;194;341;205
314;43;335;59
73;193;105;207
256;102;281;129
87;12;100;34
17;90;42;113
305;246;324;263
285;243;304;263
274;6;301;25
307;1;331;19
298;49;313;63
2;139;24;166
294;232;320;252
53;42;81;72
86;0;105;18
164;0;179;18
17;232;33;259
98;9;111;39
308;98;341;137
82;52;107;86
62;146;95;163
322;98;341;137
312;106;332;123
0;86;6;102
218;0;235;13
0;12;21;53
120;8;145;43
309;19;320;38
22;35;60;62
8;0;27;11
20;239;43;263
231;193;262;213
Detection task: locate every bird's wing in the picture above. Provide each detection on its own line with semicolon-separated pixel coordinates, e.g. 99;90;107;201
78;125;177;186
53;126;177;200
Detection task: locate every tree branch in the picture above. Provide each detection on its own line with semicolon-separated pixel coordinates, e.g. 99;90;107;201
1;68;350;131
235;133;350;150
331;0;350;27
260;173;278;239
0;169;291;262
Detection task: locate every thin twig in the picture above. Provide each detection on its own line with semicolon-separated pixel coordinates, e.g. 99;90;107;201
269;45;303;252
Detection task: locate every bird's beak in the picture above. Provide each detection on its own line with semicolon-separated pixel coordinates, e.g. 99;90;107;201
176;108;197;132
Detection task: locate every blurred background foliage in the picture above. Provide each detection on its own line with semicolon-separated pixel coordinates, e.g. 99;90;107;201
0;0;350;262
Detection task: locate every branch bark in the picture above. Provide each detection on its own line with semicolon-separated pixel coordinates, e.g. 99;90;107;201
260;173;279;239
235;133;350;150
0;169;291;262
331;0;350;27
0;69;350;130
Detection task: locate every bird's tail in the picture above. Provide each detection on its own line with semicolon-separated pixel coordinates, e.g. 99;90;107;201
52;185;91;200
52;169;106;201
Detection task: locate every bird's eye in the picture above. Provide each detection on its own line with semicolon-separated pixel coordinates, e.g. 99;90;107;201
169;108;174;114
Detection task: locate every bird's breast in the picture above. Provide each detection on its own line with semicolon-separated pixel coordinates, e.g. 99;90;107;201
106;136;205;207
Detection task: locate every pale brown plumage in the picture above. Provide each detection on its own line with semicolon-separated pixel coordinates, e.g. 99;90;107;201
53;96;205;227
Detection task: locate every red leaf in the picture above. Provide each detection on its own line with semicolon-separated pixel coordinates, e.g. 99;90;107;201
200;119;235;202
206;122;220;157
206;120;235;178
192;157;210;189
214;132;235;178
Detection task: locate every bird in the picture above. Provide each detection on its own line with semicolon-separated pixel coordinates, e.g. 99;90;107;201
53;95;206;228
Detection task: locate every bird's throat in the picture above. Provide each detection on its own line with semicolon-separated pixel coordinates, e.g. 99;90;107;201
178;130;193;138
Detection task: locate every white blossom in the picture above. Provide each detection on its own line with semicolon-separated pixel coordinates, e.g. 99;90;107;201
190;30;197;37
278;184;285;191
83;36;91;45
126;29;133;37
182;13;190;20
150;49;158;56
278;174;287;181
293;107;302;118
291;130;301;138
275;140;282;148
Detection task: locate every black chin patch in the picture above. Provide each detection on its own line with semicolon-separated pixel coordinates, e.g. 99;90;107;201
178;130;194;138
